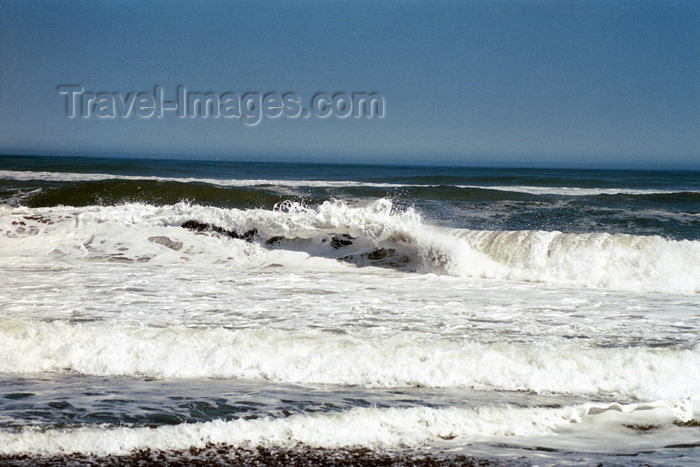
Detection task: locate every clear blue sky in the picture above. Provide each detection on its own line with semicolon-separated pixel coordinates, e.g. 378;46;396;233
1;0;698;169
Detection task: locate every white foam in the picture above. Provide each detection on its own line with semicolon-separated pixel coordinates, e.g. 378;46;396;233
1;200;699;293
1;320;698;401
447;228;700;293
0;400;694;456
0;170;404;188
457;184;697;196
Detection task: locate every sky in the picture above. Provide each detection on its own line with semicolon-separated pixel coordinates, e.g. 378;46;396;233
0;0;698;169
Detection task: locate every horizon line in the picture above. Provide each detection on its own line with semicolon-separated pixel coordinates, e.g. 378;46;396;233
1;152;699;173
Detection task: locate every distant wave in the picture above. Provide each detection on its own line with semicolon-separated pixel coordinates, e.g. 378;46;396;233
0;169;404;188
2;170;696;196
457;184;698;196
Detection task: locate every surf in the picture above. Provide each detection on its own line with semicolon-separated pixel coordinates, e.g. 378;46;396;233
2;199;699;293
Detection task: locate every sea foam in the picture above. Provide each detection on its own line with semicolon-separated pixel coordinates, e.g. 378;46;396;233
0;400;694;456
2;199;699;293
1;320;699;401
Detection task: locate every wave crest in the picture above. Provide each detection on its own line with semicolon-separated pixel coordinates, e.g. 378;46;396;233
2;199;699;293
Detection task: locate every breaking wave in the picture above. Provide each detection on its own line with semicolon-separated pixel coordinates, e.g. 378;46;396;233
2;199;699;293
0;400;695;456
1;320;699;400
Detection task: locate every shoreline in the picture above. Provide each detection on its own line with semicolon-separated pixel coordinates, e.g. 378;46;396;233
0;445;525;467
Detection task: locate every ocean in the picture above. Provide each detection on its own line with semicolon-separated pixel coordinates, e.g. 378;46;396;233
0;155;698;466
